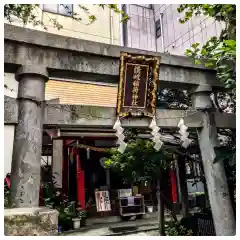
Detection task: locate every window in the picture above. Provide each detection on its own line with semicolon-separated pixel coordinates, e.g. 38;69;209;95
134;4;152;9
43;4;73;17
155;19;161;38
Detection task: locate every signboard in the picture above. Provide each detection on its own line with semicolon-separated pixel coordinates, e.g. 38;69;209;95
118;188;132;198
95;190;111;212
117;52;160;118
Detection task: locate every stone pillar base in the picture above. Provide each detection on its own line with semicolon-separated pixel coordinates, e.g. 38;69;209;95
4;207;59;236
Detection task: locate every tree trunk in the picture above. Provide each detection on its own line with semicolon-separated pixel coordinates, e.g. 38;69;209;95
178;155;189;217
157;179;165;236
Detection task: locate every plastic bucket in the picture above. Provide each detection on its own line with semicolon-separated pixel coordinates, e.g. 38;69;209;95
147;206;153;213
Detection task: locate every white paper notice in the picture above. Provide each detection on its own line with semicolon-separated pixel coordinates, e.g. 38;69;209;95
95;190;111;212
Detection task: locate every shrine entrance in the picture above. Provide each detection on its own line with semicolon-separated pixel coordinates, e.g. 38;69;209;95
46;134;179;220
60;137;123;217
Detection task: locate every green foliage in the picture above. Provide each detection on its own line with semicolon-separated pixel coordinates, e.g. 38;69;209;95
4;4;129;31
42;176;77;228
105;138;178;184
98;4;130;23
157;88;190;109
165;221;193;236
177;4;235;26
177;4;236;92
184;37;236;90
4;4;43;26
4;185;10;208
77;210;87;220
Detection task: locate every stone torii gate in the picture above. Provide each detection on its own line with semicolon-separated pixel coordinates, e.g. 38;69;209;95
4;23;236;236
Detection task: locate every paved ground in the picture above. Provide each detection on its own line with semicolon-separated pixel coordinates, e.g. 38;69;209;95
61;208;199;236
126;230;159;236
61;214;182;236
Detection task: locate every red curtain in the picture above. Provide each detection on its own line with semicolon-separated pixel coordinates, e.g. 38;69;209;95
170;169;177;203
76;151;85;209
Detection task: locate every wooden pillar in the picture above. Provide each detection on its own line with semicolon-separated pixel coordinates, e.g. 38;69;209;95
174;156;182;203
52;139;63;188
10;65;48;207
157;177;165;236
76;145;85;209
100;157;111;190
62;141;69;197
190;85;235;236
178;155;189;217
106;169;110;189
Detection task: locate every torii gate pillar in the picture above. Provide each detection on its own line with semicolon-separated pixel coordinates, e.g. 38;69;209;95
190;84;235;236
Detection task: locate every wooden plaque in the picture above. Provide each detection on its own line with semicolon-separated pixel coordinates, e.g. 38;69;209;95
117;52;160;117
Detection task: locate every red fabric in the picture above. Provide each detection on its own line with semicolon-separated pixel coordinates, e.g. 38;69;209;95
65;140;76;146
5;178;10;188
72;147;78;157
170;169;177;203
76;152;85;209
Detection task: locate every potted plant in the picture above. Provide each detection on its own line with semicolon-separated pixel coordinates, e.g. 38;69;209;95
42;176;76;232
72;217;81;230
71;209;87;229
78;210;87;227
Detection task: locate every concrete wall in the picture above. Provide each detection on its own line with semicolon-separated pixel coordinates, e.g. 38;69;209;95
4;126;15;176
123;4;156;51
4;73;18;176
4;208;59;236
153;4;225;55
5;4;121;45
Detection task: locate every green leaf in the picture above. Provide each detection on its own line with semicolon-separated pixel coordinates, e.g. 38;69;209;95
201;48;207;55
224;40;236;48
185;49;193;55
191;43;200;49
217;64;229;69
89;15;96;23
205;62;214;68
194;59;201;65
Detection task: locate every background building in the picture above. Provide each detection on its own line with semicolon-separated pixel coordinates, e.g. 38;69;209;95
5;4;225;54
5;4;122;45
123;4;224;54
